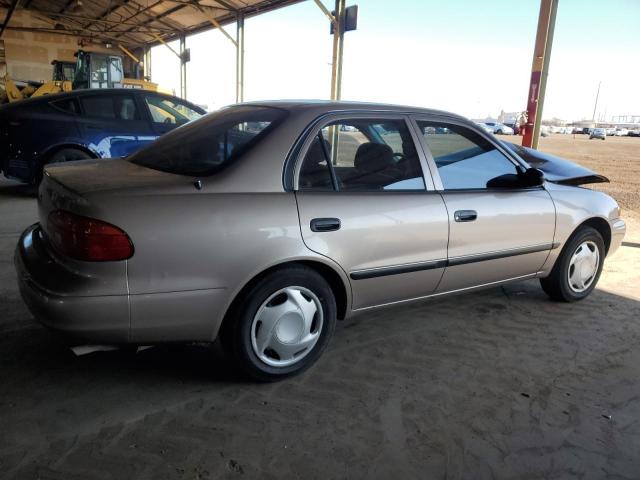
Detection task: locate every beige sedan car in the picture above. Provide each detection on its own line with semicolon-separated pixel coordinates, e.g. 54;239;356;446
15;101;625;381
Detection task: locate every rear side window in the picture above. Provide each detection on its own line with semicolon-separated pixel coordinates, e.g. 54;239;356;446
80;95;139;120
129;106;285;176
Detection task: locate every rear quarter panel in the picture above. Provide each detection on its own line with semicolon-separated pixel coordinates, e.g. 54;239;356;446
87;189;349;341
3;104;81;181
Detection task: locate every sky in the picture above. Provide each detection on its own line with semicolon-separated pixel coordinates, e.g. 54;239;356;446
151;0;640;122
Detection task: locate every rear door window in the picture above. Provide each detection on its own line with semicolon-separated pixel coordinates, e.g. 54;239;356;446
299;118;425;191
80;95;140;121
50;98;79;114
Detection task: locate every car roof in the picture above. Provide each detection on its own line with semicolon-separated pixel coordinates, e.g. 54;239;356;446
234;99;468;121
0;88;199;112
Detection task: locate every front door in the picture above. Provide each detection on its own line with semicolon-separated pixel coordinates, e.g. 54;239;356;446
412;117;556;293
294;114;449;310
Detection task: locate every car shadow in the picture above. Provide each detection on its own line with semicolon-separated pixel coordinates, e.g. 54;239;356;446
0;181;37;199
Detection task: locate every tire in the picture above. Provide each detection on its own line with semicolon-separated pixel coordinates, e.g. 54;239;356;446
35;148;92;184
221;265;337;381
540;226;605;302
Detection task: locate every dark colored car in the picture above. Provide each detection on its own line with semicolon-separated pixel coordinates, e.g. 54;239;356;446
0;89;205;183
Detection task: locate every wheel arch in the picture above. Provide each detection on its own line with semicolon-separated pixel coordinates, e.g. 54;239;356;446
578;216;611;254
41;143;99;163
219;259;350;339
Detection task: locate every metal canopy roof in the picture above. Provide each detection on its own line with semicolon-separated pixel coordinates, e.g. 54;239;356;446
0;0;302;47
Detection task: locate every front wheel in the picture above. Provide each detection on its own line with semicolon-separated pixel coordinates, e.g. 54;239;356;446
221;265;336;381
540;226;605;302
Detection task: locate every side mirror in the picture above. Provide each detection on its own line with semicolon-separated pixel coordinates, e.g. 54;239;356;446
486;167;545;189
519;167;545;187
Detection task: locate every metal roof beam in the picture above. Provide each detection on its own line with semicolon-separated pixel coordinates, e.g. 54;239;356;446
35;9;175;32
0;0;19;38
191;1;236;46
81;0;130;29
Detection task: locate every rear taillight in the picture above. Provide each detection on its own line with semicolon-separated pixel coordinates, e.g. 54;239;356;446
47;210;134;261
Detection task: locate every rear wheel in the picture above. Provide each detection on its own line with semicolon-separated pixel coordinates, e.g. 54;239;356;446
222;265;336;381
35;148;92;184
540;226;605;302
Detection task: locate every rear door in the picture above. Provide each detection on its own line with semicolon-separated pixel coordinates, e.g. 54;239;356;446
77;92;155;157
411;116;556;293
294;113;449;310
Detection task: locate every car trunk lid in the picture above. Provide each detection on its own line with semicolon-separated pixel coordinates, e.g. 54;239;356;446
38;157;191;237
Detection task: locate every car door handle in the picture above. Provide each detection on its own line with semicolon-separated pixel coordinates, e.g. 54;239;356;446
310;218;341;232
454;210;477;222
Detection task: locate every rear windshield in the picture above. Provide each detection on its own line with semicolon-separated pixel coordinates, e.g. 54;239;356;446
129;106;286;176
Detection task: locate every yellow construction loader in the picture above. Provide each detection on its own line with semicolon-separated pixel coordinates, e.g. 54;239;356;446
0;49;166;104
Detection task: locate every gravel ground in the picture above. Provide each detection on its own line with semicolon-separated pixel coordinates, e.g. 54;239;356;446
1;133;639;480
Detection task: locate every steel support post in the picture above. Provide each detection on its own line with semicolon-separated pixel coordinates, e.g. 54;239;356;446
179;35;187;99
522;0;557;148
236;12;245;103
330;0;346;101
531;0;558;148
143;45;152;81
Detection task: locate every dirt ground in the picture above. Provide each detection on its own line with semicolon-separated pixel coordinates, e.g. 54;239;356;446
0;133;639;479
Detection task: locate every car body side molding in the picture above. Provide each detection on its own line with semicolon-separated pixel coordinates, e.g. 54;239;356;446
349;243;559;280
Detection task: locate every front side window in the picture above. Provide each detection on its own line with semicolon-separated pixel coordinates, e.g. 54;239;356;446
108;56;123;85
90;55;109;89
299;118;425;191
417;121;519;190
130;106;285;176
145;95;202;125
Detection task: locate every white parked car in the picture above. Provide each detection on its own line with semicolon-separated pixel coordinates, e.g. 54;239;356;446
483;122;514;135
606;128;616;136
476;122;494;134
615;128;628;137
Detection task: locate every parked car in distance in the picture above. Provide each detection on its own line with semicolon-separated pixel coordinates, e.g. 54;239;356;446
15;101;625;381
476;122;494;134
615;128;629;137
590;127;607;140
0;89;205;184
483;121;514;135
503;122;520;135
628;129;640;137
606;128;617;136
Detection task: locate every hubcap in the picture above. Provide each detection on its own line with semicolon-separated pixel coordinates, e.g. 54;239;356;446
567;240;600;293
250;286;323;367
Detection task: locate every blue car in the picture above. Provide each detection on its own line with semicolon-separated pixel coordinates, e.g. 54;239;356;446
0;89;205;184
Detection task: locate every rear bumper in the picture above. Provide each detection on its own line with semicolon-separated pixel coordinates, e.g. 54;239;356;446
608;218;626;256
15;224;130;343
